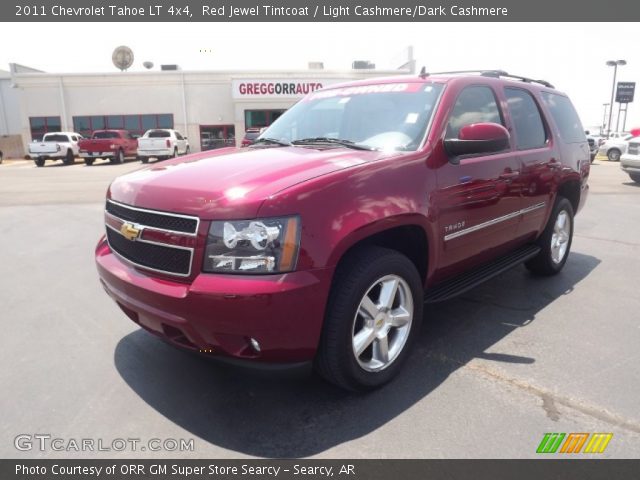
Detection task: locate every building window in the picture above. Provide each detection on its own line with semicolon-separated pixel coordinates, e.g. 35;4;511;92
244;110;286;129
29;116;61;141
72;114;174;138
200;125;235;151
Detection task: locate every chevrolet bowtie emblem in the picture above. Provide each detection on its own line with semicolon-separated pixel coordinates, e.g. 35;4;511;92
120;222;141;241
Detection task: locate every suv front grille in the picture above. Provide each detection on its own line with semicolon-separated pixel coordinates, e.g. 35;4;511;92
628;142;639;156
106;228;192;276
106;200;198;234
105;200;199;276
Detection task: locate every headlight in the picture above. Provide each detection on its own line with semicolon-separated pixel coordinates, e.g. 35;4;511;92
203;216;300;274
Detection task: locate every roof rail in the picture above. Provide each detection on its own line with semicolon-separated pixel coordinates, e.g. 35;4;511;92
418;68;555;89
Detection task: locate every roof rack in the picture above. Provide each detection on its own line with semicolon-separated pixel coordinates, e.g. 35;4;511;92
418;68;555;89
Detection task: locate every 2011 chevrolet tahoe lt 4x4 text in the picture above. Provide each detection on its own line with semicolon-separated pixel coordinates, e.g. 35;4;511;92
96;71;590;391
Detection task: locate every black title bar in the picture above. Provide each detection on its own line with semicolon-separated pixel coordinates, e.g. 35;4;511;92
3;460;640;480
5;0;640;21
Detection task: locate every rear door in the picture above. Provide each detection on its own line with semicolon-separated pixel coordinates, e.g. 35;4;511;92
434;84;522;279
502;87;556;240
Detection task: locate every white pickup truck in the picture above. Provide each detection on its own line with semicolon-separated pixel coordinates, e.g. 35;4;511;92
136;129;190;163
28;132;83;167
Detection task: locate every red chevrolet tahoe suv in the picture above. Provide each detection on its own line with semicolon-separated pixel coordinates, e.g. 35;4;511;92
96;71;590;391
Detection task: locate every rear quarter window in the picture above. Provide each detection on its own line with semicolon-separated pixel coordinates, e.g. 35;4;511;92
541;92;586;144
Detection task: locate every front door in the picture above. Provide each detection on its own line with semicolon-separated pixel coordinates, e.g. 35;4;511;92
433;84;522;281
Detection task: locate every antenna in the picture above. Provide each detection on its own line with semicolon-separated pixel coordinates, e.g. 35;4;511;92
112;46;134;71
419;66;428;79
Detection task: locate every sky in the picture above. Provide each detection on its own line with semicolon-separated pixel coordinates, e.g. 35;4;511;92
1;22;639;130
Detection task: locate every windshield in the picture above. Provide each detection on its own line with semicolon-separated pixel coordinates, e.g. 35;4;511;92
92;131;120;139
258;82;444;151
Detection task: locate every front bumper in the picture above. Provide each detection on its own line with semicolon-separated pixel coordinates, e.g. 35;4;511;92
620;154;640;174
95;237;333;363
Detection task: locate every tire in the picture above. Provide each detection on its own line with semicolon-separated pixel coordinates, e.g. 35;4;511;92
34;157;45;167
315;246;423;391
0;150;3;164
525;197;574;276
111;149;124;164
84;158;94;166
140;156;149;164
629;173;640;184
607;148;621;162
63;149;75;166
173;148;178;158
185;146;190;155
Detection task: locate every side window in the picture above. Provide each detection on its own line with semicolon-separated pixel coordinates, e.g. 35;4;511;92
71;136;78;142
504;88;547;150
540;92;586;144
446;85;503;138
175;132;184;140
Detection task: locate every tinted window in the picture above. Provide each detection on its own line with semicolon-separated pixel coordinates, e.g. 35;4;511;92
446;86;503;138
505;88;547;150
44;134;69;142
175;132;184;140
541;92;586;144
148;130;171;138
93;131;120;139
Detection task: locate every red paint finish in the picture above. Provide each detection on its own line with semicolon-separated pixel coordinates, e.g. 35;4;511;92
96;74;590;363
78;130;138;156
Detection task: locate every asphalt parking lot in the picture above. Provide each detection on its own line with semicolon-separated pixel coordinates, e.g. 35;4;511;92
1;157;639;458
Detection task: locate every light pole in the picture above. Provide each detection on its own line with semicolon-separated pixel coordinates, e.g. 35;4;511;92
602;103;609;135
606;59;626;137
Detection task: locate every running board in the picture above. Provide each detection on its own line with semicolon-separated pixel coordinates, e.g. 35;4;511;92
424;244;541;304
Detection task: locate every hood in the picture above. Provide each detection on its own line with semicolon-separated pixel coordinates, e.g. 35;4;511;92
108;146;395;219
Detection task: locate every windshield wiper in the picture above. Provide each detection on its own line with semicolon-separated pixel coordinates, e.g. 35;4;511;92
291;137;377;151
251;137;292;147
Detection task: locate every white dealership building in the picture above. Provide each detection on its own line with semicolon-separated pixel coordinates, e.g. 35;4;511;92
1;57;413;157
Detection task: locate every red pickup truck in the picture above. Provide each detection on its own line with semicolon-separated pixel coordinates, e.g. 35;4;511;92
96;71;590;390
79;130;138;166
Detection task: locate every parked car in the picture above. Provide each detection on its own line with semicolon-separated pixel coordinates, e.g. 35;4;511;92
137;129;190;163
28;132;83;167
241;128;262;147
79;130;138;166
586;135;598;162
597;133;634;161
620;137;640;183
96;71;590;391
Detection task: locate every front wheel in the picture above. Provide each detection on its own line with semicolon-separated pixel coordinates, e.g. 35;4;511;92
608;148;621;162
140;156;149;164
111;149;124;164
525;197;574;276
315;246;423;391
34;157;45;167
629;173;640;184
84;158;94;166
63;149;75;165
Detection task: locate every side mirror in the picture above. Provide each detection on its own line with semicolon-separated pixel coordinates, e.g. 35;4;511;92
444;123;510;163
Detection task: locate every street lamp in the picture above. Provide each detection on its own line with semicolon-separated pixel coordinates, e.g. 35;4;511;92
606;59;626;138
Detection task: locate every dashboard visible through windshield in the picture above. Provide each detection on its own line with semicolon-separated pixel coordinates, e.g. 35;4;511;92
257;82;444;152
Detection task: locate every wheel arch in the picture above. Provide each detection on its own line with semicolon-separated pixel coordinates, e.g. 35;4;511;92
327;215;433;287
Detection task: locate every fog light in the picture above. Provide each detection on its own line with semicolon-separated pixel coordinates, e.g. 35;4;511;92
249;337;261;352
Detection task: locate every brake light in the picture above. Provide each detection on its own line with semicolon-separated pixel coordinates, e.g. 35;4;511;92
166;139;171;148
